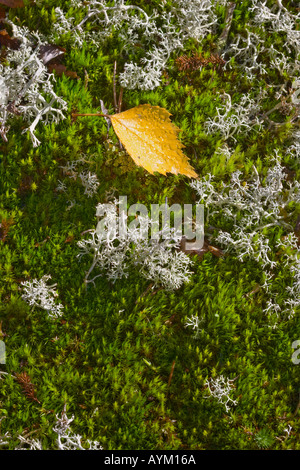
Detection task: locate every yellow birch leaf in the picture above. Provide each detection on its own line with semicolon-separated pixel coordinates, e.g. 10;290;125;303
109;104;198;178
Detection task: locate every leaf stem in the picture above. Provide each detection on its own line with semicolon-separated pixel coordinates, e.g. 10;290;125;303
71;113;111;118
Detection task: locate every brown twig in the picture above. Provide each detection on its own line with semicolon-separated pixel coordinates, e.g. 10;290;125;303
117;86;123;114
71;113;110;118
113;60;118;113
244;284;261;298
113;61;124;148
167;360;176;387
217;2;236;53
84;69;89;90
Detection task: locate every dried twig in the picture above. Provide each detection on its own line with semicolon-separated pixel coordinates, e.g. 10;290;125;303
217;2;236;52
117;86;123;114
113;60;118;113
113;61;124;148
71;112;110;119
84;69;89;90
167;360;176;387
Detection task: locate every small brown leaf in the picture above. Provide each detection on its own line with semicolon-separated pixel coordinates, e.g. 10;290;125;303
48;63;78;79
38;44;65;65
7;101;22;115
0;29;21;49
179;236;224;260
179;236;209;260
0;0;24;7
207;244;224;258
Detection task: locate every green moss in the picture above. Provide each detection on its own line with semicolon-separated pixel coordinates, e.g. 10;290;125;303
0;0;299;451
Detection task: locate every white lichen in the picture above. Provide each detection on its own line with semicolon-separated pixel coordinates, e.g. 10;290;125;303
77;199;193;290
0;22;67;146
21;275;64;319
